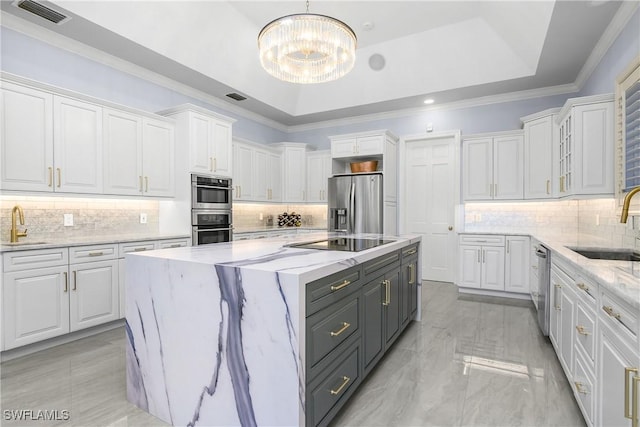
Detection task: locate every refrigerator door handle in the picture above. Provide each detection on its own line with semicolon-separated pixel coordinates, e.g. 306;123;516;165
349;182;356;233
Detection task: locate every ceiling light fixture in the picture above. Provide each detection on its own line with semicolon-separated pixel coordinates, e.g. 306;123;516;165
257;0;357;84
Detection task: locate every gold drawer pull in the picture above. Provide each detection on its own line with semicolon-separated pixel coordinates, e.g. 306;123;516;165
330;322;351;337
576;283;589;292
63;271;68;292
625;367;638;419
48;167;53;187
576;325;590;336
409;264;416;285
134;247;147;252
169;244;182;248
603;305;621;319
72;270;77;291
574;382;588;394
88;251;104;257
329;376;351;396
330;280;351;292
406;248;417;255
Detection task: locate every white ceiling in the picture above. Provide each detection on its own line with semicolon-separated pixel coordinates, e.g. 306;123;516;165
0;0;628;126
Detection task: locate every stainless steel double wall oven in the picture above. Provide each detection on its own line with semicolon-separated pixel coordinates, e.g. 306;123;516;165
191;174;233;245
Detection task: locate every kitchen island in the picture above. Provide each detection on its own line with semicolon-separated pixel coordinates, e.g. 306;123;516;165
125;233;421;427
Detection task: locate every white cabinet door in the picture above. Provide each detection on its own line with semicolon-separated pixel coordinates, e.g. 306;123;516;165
69;260;119;331
0;82;54;192
253;149;269;201
188;112;212;175
331;138;356;158
103;108;143;195
480;246;505;291
575;102;614;195
3;266;69;350
458;245;482;288
283;146;307;202
493;134;523;200
505;236;530;294
384;202;397;235
233;143;253;200
462;138;493;200
384;138;398;202
559;284;577;376
268;152;283;201
142;118;174;197
211;119;232;177
524;115;555;199
598;321;640;427
550;270;562;351
357;135;384;156
307;152;331;202
53;96;103;194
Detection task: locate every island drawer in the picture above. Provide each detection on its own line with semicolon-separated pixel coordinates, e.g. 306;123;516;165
401;243;419;262
307;341;361;427
307;294;360;369
306;266;362;315
363;250;400;278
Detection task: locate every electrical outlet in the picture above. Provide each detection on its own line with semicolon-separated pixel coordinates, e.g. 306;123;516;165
140;213;148;224
63;213;73;227
259;213;263;221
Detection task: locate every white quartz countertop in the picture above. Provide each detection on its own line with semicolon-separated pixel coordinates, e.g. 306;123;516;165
128;232;421;284
0;233;191;253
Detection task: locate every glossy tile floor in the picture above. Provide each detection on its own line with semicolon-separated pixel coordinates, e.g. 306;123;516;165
0;281;585;427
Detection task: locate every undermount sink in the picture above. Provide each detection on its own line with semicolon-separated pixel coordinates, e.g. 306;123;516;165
566;246;640;261
2;241;48;246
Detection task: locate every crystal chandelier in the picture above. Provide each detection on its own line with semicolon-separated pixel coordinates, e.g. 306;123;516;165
257;1;357;84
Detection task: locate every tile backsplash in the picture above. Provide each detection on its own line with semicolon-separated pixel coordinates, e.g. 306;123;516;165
464;198;640;248
233;203;327;230
0;196;159;242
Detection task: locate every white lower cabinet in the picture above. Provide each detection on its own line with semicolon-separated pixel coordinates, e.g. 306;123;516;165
504;236;530;293
457;234;505;291
69;259;118;331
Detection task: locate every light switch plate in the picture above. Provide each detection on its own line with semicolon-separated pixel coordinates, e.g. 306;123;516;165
63;213;73;227
140;213;148;224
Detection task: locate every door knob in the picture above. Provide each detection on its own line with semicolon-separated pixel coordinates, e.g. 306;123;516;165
448;226;453;231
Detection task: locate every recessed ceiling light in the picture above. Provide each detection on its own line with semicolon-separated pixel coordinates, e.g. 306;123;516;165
424;99;435;105
368;54;385;71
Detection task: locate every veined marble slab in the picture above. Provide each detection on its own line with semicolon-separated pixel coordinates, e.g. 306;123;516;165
125;233;421;426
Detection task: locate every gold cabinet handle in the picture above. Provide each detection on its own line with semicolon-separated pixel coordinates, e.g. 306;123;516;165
88;251;104;257
546;179;550;195
63;271;68;292
448;226;453;231
574;381;588;394
633;375;639;427
169;244;182;248
576;325;589;336
409;264;415;285
576;282;589;292
72;270;77;291
329;376;350;396
382;279;391;306
56;168;61;188
133;247;147;252
603;305;621;319
48;167;53;187
554;283;561;310
330;280;351;292
145;176;149;192
139;176;143;192
213;157;217;172
330;322;351;337
406;248;417;255
625;368;638;419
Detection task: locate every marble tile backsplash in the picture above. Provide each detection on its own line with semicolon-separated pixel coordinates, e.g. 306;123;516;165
464;198;640;249
233;203;328;230
0;196;159;242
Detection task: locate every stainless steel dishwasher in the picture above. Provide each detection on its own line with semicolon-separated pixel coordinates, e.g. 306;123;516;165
534;244;550;336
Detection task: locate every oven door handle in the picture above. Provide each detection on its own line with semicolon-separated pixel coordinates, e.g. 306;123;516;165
193;184;232;190
193;227;234;233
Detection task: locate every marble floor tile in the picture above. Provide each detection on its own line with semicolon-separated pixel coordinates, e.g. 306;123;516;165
1;282;584;427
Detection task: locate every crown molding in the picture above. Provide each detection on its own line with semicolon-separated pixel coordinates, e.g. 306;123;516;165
0;11;288;132
574;1;640;90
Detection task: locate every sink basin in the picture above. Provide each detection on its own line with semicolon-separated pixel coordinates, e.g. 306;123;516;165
2;241;48;247
566;246;640;261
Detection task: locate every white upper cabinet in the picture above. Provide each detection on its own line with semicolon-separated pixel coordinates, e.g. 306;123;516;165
232;140;283;202
53;96;103;194
275;143;308;203
142;118;174;197
233;141;255;201
462;131;524;201
160;106;235;178
103;108;143;195
307;150;331;202
557;94;614;197
331;134;384;158
0;82;53;192
268;151;283;202
522;109;559;199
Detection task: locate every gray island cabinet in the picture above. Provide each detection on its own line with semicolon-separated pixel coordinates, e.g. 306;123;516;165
125;233;421;427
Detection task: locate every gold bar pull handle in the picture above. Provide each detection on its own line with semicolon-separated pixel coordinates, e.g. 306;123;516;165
72;270;77;291
382;280;389;306
133;247;147;252
576;283;589;292
409;264;415;285
625;367;638;419
63;271;68;292
576;325;589;336
48;167;53;187
56;168;61;188
574;382;588;394
88;251;104;257
330;280;351;292
554;284;561;310
213;157;217;172
603;305;621;319
145;176;149;193
546;179;550;195
329;376;351;396
330;322;351;337
406;249;417;255
632;375;639;427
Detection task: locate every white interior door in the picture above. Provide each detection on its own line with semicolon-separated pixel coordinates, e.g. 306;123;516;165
401;132;459;282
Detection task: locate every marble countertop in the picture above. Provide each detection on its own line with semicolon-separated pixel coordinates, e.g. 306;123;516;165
129;232;421;284
0;233;191;253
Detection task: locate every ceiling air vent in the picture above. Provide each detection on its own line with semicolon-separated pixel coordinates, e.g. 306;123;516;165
12;0;71;25
226;93;247;101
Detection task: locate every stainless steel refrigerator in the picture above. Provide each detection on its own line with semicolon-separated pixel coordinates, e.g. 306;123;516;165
328;173;383;234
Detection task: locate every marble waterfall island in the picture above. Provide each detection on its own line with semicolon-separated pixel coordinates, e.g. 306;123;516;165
125;234;421;426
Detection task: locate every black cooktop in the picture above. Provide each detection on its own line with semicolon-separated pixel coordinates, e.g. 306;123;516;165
289;237;394;252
